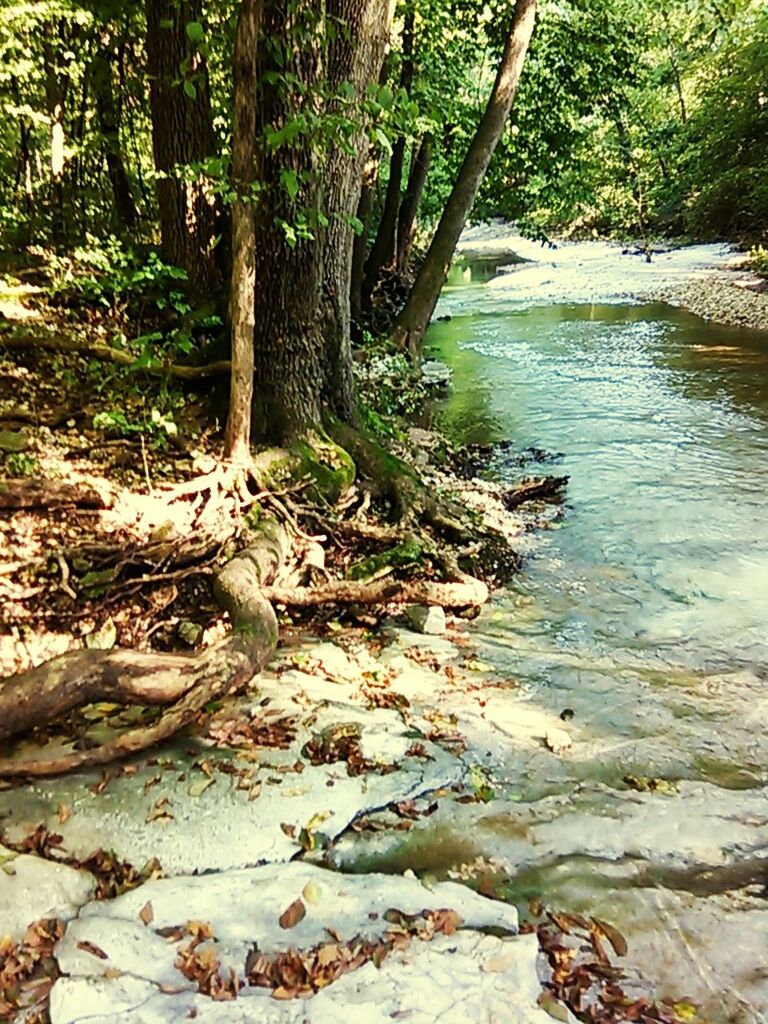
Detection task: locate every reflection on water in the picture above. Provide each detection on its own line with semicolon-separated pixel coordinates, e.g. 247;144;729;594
421;299;768;1021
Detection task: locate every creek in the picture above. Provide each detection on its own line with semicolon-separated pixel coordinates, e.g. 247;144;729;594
344;241;768;1022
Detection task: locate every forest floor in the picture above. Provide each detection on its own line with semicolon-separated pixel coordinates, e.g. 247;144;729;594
0;249;714;1024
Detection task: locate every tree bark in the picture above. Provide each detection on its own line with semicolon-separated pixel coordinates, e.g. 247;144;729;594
225;0;261;461
392;0;536;358
250;0;327;443
145;0;222;293
319;0;393;423
92;30;138;230
395;132;432;273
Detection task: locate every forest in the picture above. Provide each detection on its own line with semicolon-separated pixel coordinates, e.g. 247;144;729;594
1;1;767;1022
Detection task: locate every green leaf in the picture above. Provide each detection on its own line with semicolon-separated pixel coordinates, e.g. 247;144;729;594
280;168;300;201
185;20;204;42
183;80;197;100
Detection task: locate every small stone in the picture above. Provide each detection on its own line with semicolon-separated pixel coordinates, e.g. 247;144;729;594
545;727;572;755
405;604;447;635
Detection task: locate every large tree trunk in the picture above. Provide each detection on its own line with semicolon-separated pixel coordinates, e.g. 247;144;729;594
250;0;326;442
225;0;261;460
392;0;536;357
145;0;222;294
92;29;138;230
319;0;393;423
362;6;413;301
350;154;377;329
395;132;432;274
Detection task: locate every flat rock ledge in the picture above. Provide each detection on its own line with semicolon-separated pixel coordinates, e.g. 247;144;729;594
50;862;551;1024
0;843;94;940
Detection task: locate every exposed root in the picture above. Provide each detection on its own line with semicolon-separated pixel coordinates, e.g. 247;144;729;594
0;523;288;778
0;479;114;510
0;332;231;381
502;475;569;509
264;574;488;609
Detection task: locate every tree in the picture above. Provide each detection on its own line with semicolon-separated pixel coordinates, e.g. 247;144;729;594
92;26;138;230
225;0;262;460
145;0;222;293
392;0;537;358
320;0;393;421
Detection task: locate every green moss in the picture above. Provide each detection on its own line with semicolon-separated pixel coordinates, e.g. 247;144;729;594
348;536;424;581
293;432;356;504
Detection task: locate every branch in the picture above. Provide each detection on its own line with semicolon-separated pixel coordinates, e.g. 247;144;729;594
0;333;231;381
263;575;488;609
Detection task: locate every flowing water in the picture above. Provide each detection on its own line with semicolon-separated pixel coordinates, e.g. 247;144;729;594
341;250;768;1021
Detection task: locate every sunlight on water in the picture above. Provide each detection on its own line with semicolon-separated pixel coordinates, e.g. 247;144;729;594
419;295;768;1023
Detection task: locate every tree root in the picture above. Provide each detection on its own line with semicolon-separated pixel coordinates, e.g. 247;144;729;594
502;475;569;509
263;574;487;609
0;521;289;778
0;479;114;510
0;332;231;382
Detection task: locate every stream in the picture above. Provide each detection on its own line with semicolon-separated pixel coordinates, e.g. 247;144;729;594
343;242;768;1022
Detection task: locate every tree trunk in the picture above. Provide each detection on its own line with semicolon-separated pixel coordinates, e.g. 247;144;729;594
350;156;377;329
319;0;393;423
395;132;432;273
362;6;413;300
92;30;138;230
250;0;326;442
392;0;536;357
225;0;261;461
145;0;222;293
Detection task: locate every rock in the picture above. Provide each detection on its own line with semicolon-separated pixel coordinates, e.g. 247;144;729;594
0;844;94;940
405;604;447;636
544;727;573;755
50;863;552;1024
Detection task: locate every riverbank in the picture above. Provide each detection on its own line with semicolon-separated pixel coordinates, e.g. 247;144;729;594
453;223;768;332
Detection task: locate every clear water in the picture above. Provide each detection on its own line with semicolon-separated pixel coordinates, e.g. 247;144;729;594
422;295;768;1022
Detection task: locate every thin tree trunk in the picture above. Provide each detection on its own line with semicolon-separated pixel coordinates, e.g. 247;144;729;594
93;29;138;230
225;0;261;460
395;132;432;273
362;6;413;300
145;0;222;293
350;153;378;328
320;0;393;422
392;0;536;358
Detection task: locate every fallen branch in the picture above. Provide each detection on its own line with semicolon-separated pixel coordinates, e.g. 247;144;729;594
263;574;488;609
0;333;232;382
0;521;290;778
0;479;114;510
502;475;568;509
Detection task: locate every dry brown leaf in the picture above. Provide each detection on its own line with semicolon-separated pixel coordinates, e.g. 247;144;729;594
76;940;108;960
591;917;628;958
139;901;154;926
56;804;71;824
278;898;306;930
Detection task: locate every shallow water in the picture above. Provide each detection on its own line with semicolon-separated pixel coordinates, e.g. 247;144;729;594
423;287;768;1020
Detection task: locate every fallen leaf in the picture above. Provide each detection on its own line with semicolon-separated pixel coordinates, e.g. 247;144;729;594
187;777;214;798
57;804;72;824
278;898;306;930
302;880;322;905
77;940;108;960
139;901;154;926
591;917;628;957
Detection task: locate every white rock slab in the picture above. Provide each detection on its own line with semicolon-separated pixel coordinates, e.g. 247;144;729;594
51;863;551;1024
0;844;94;940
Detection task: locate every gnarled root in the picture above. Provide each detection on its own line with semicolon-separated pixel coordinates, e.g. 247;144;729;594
0;521;289;779
264;574;488;609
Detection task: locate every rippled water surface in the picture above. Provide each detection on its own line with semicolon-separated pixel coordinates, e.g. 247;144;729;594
421;286;768;1019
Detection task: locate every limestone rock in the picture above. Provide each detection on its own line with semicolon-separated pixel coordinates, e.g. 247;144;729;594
405;604;447;636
